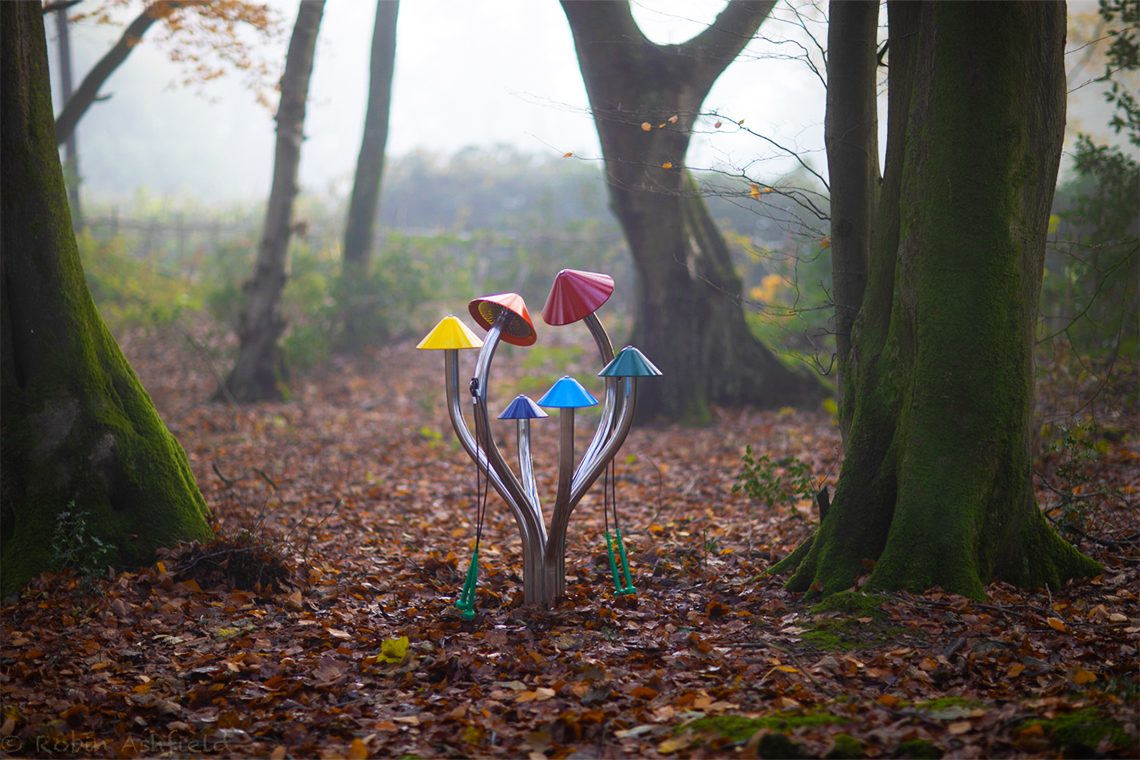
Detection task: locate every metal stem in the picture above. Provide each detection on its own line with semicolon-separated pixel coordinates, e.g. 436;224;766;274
444;344;546;605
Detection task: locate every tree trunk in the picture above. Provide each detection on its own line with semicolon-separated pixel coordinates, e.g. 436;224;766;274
777;1;1101;599
218;0;324;403
339;0;399;349
561;0;825;424
824;0;880;441
1;2;212;596
54;1;168;147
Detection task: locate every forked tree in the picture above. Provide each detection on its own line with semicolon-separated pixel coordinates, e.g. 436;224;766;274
775;1;1102;598
1;1;212;596
561;0;825;424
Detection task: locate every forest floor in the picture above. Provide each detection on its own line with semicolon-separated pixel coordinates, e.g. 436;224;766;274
1;320;1138;760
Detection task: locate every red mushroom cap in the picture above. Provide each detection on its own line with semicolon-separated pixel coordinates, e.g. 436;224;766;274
542;269;614;326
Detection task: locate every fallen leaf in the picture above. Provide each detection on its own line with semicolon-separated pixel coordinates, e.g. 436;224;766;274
347;737;368;759
377;636;409;664
641;122;652;131
1046;617;1069;632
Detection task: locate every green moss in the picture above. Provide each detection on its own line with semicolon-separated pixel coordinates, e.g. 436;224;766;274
685;711;846;742
896;738;943;759
1019;707;1137;751
811;591;889;617
825;733;863;759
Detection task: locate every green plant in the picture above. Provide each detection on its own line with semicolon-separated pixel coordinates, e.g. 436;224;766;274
732;445;817;520
1037;422;1131;548
51;504;115;585
80;231;202;331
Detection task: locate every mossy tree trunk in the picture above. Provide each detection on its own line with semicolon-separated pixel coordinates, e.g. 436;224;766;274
561;1;825;424
218;0;324;403
339;0;399;350
1;2;212;596
777;1;1102;599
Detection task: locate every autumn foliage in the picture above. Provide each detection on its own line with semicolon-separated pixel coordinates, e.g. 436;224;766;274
1;324;1136;758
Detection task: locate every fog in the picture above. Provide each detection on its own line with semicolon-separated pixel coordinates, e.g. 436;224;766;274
47;0;1130;205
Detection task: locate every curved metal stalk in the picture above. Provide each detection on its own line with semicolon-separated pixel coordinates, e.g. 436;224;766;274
570;377;638;509
473;315;549;606
574;313;619;492
444;340;546;605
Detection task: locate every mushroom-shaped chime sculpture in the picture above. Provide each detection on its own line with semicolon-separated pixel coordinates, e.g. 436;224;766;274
418;272;660;611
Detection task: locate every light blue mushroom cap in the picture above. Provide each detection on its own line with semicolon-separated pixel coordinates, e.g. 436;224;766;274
537;376;599;408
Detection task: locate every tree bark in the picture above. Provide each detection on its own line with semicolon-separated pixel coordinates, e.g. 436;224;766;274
561;0;825;424
339;0;399;349
824;0;880;442
1;1;212;596
776;1;1101;599
54;1;170;147
218;0;324;403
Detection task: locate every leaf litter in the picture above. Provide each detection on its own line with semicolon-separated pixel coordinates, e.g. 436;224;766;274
1;324;1136;759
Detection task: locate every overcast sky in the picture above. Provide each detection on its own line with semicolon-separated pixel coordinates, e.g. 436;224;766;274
49;0;1127;205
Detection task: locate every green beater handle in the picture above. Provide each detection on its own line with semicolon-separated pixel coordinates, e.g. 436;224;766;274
605;531;623;594
456;549;478;612
615;524;636;596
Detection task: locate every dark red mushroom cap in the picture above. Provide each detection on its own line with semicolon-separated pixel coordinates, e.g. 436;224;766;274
542;269;614;326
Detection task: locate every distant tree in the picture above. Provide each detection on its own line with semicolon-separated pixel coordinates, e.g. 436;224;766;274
1042;0;1138;410
561;0;825;424
1;1;212;596
217;0;324;403
823;0;879;443
53;0;279;147
776;1;1101;599
339;0;399;349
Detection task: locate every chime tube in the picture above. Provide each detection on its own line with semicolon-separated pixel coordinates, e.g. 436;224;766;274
517;419;540;510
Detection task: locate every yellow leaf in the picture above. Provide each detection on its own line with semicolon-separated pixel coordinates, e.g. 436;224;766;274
658;732;693;754
376;635;410;664
1008;664;1026;677
156;561;167;574
1046;618;1069;632
347;738;369;760
659;123;666;128
641;122;652;131
820;237;831;249
563;152;573;158
668;115;679;123
1072;667;1097;685
662;162;673;169
749;184;761;199
774;665;799;673
763;187;774;193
